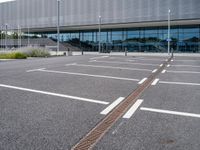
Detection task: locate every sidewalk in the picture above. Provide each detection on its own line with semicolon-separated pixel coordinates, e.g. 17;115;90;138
72;51;200;57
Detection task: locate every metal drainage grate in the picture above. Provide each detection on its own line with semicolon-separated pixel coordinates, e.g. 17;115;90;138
72;56;173;150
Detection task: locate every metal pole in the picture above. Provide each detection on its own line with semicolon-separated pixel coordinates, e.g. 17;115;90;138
98;16;101;53
28;26;30;46
57;0;60;56
1;26;3;48
19;26;22;48
17;25;20;48
125;47;127;56
168;9;171;55
5;24;8;49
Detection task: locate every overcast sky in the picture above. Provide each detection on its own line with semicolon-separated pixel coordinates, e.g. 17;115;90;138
0;0;16;3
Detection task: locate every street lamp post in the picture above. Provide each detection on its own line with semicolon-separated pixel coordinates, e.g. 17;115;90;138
168;9;171;55
5;24;8;49
28;26;30;46
18;25;22;49
98;16;101;53
57;0;60;56
0;25;3;49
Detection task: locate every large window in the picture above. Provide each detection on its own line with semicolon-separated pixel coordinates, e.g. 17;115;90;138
45;25;200;53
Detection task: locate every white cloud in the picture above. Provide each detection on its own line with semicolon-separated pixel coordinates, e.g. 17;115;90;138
0;0;16;3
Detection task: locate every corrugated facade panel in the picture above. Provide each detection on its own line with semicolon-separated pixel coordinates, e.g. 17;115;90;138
0;0;200;30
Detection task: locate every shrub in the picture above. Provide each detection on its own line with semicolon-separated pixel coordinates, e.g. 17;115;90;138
14;52;27;59
29;49;50;57
0;52;27;59
17;47;50;57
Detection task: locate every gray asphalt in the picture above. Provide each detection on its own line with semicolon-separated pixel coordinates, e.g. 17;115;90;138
94;56;200;150
0;54;199;150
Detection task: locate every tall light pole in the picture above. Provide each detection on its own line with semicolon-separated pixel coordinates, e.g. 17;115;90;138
168;9;171;55
18;25;21;49
28;26;30;46
0;25;3;49
57;0;60;56
98;15;101;53
5;24;8;49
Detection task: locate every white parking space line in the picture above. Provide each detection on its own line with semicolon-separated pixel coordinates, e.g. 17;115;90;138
138;78;147;84
128;58;166;61
90;60;159;66
174;59;200;62
162;70;166;73
0;84;109;105
65;63;152;72
140;107;200;118
30;69;140;82
172;64;200;68
89;60;97;63
151;78;159;85
123;99;143;119
109;57;144;61
127;60;136;62
65;63;77;66
26;68;46;72
160;81;200;86
90;56;109;60
100;97;125;115
167;70;200;74
152;69;157;73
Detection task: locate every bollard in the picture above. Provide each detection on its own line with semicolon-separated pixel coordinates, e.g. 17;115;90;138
125;47;127;56
171;48;174;58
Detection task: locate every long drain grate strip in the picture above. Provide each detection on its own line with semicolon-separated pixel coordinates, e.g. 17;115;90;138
72;56;173;150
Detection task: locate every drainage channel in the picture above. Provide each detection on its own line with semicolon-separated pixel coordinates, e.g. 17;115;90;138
72;56;173;150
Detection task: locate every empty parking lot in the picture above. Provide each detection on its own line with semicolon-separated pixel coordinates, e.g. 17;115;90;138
0;54;200;150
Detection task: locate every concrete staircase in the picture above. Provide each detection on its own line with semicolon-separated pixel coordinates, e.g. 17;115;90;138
0;38;81;51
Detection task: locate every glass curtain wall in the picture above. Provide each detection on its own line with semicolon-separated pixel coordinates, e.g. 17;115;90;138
46;25;200;53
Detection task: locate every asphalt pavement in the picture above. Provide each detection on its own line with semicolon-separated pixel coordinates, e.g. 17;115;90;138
0;54;199;150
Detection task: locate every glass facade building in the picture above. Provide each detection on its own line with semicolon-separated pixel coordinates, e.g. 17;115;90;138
47;25;200;53
1;0;200;53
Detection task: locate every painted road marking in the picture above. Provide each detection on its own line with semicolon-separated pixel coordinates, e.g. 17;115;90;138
72;57;172;149
90;60;159;66
174;59;200;62
128;58;166;62
162;70;166;73
30;69;140;82
0;84;109;105
90;56;109;60
65;63;77;66
140;107;200;118
160;64;163;67
110;57;144;61
26;68;46;72
172;64;200;68
66;63;152;72
167;70;200;74
123;99;143;119
89;60;97;62
160;81;200;86
138;78;147;84
152;69;157;73
100;97;125;115
151;78;159;85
